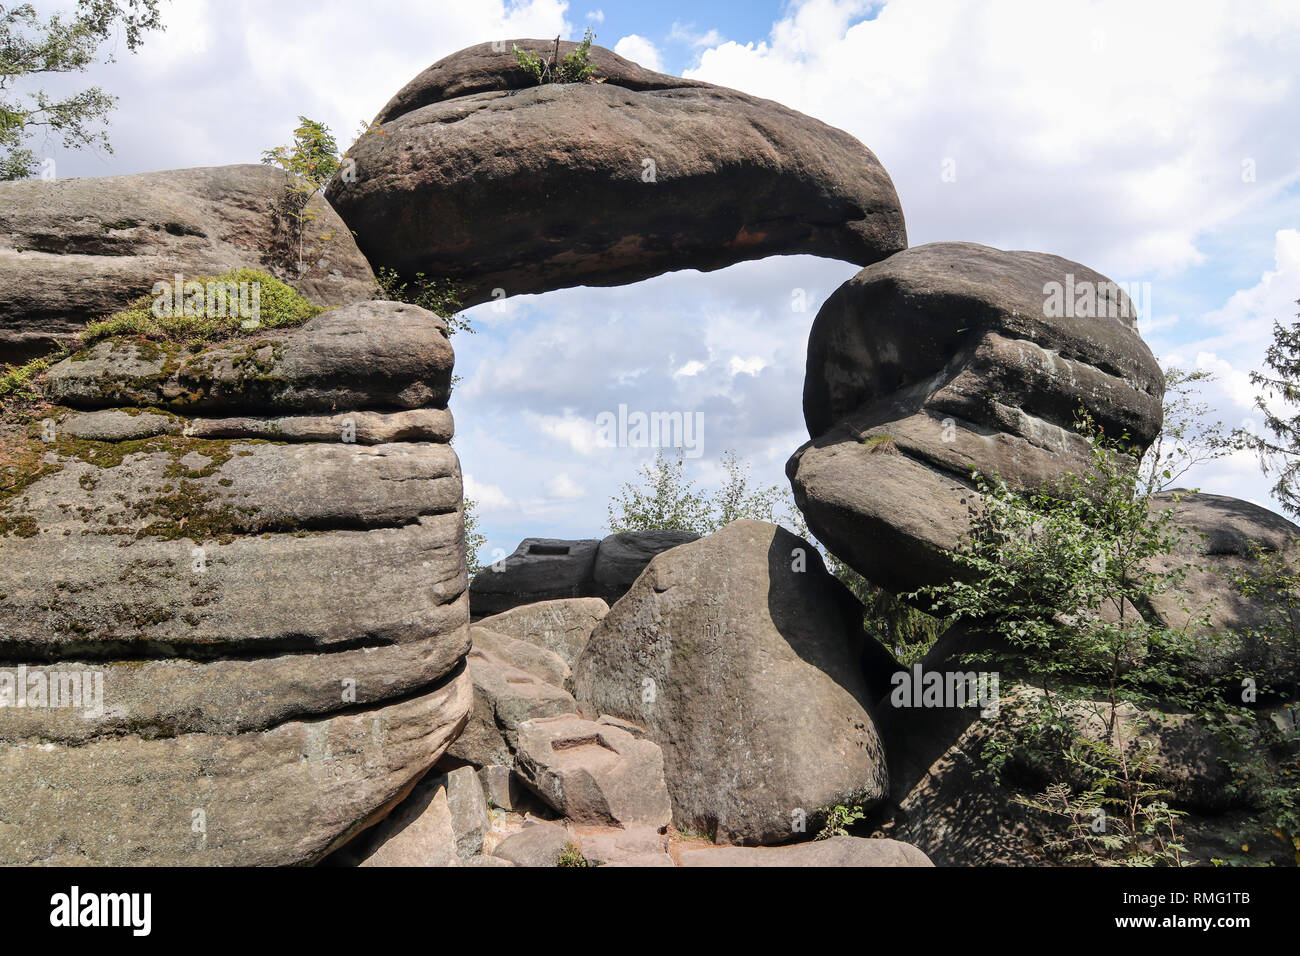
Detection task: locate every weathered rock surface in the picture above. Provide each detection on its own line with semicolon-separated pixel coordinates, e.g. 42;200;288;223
572;520;890;846
490;820;575;867
47;303;453;414
789;242;1165;595
1147;490;1300;697
469;538;600;616
0;164;375;363
446;647;576;768
332;763;488;867
326;40;906;307
475;597;609;670
677;836;932;867
0;301;472;865
592;530;700;604
514;713;673;828
573;825;674;867
471;626;570;688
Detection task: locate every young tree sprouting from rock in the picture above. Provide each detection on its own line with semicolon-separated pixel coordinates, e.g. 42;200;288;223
1242;300;1300;519
0;0;165;180
909;413;1200;865
261;116;340;275
1138;365;1232;497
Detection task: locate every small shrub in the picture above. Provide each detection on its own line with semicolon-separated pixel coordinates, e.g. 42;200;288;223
0;354;58;408
374;267;471;334
816;804;865;840
556;842;590;867
514;29;597;86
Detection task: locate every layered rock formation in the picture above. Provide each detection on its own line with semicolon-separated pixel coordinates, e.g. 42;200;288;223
0;165;376;364
0;302;471;865
325;39;907;306
573;520;890;845
789;242;1165;594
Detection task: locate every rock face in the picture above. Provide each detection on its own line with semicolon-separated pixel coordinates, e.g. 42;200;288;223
469;532;697;616
469;538;600;616
1147;491;1300;697
0;165;376;364
514;714;673;828
572;520;890;846
592;530;700;604
789;242;1165;595
476;597;609;670
333;765;490;867
325;40;906;307
0;303;471;865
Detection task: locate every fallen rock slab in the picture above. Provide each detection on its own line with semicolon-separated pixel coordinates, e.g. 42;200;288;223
515;713;672;828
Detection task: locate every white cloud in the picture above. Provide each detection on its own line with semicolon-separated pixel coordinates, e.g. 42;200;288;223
528;410;606;456
685;0;1300;278
728;356;766;377
586;9;605;23
674;359;708;378
545;473;588;499
463;475;516;511
613;34;664;71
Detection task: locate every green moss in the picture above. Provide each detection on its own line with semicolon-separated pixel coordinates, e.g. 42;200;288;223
81;268;324;349
0;354;59;408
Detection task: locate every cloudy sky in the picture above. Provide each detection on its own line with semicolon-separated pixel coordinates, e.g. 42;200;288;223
23;0;1300;562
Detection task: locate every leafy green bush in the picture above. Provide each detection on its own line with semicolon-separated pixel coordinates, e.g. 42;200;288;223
514;29;597;85
816;804;865;840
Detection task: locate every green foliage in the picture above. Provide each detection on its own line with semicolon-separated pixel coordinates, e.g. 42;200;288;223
261;117;341;274
815;804;865;841
605;450;789;535
0;1;164;180
513;29;597;85
910;412;1202;864
556;842;590;867
1241;300;1300;519
1139;365;1232;496
374;267;472;334
463;498;487;577
81;269;322;347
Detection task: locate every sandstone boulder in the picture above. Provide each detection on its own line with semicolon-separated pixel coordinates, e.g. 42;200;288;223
592;530;700;604
789;242;1165;595
572;520;890;845
514;713;672;828
469;538;600;616
325;40;906;307
446;647;575;768
0;164;375;363
475;597;609;669
491;820;576;867
1146;490;1300;698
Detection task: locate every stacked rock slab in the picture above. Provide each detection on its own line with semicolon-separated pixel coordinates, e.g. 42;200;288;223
0;165;376;364
0;302;472;865
325;39;907;306
789;242;1165;595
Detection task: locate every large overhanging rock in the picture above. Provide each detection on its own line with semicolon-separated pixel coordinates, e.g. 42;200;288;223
0;165;376;364
788;242;1165;595
325;40;907;306
0;302;472;865
572;519;890;846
